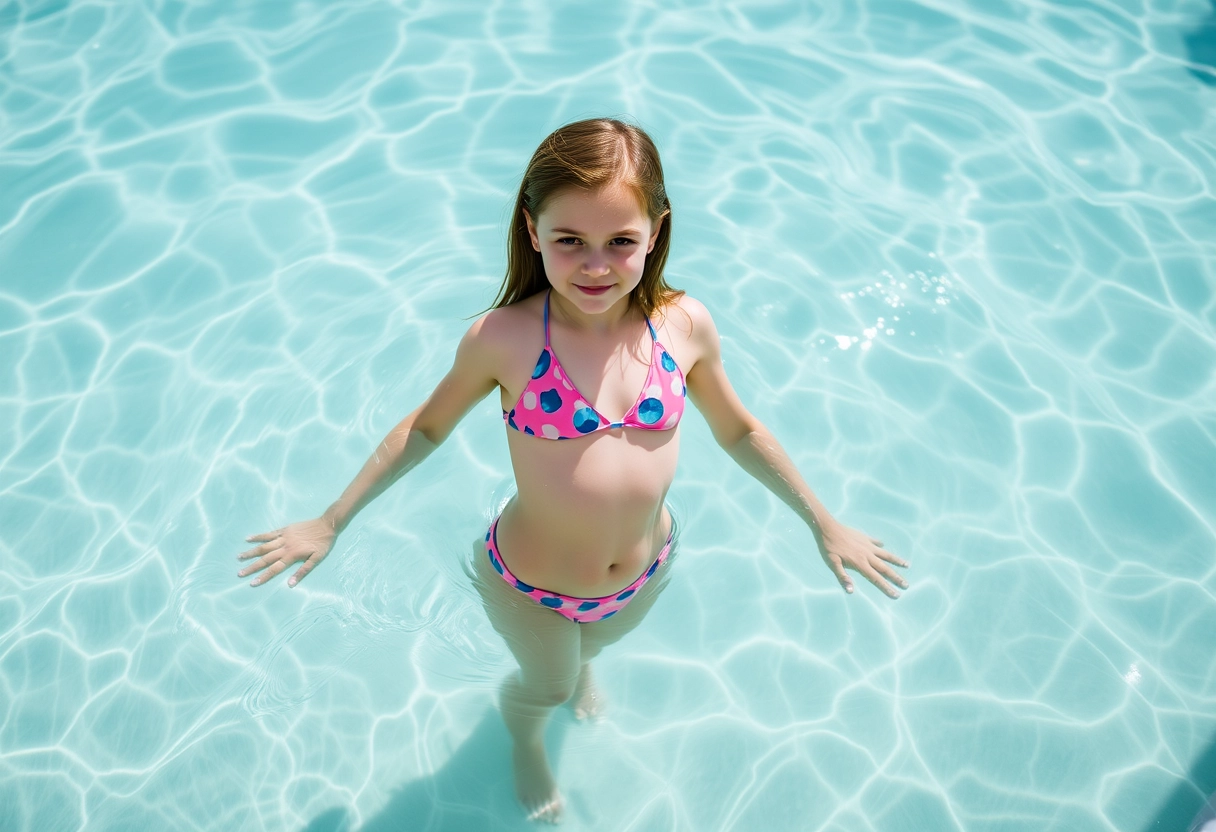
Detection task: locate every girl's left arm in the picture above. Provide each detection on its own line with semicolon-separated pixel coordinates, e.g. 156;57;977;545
680;298;909;599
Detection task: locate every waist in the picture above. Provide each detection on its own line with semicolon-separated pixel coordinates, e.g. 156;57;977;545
492;497;674;597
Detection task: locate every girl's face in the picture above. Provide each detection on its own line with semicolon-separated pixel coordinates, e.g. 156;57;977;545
524;181;663;317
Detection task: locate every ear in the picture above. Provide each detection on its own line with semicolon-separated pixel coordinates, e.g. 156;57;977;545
523;209;541;252
647;211;668;253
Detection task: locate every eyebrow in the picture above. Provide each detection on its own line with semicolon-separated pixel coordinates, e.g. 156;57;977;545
549;227;643;236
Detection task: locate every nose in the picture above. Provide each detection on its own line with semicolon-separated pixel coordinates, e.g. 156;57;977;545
581;251;610;277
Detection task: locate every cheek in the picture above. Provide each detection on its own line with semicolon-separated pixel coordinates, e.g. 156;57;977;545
541;245;573;264
622;248;648;269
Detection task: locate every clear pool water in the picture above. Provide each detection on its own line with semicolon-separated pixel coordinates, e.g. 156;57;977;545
2;1;1215;830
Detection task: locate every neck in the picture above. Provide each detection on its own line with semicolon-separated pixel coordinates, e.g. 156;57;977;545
549;289;638;335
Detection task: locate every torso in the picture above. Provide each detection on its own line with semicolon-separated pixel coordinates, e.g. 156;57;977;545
489;291;696;597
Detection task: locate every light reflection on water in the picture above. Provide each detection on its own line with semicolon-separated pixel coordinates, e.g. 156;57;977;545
1;1;1214;830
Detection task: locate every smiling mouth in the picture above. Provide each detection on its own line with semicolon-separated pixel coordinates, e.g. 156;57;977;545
575;284;613;295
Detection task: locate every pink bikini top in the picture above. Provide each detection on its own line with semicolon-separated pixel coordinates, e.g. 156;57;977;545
503;291;687;439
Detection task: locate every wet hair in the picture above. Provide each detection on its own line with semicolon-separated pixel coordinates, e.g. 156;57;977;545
490;118;682;318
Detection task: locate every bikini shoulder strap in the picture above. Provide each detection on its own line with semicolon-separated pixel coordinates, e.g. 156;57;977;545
543;289;552;347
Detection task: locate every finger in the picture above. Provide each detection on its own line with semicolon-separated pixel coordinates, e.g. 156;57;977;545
238;554;275;579
875;547;908;568
863;567;900;599
827;558;854;594
250;559;290;587
245;529;283;543
287;553;319;588
874;560;909;590
238;540;282;561
869;536;884;547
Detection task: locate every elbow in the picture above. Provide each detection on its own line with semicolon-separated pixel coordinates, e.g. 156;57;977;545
390;414;446;450
714;417;763;453
412;423;447;447
713;426;746;452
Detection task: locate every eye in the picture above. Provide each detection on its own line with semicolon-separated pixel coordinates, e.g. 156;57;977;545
611;237;638;246
556;237;582;245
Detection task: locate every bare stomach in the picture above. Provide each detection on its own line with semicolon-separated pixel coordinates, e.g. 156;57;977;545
495;427;680;597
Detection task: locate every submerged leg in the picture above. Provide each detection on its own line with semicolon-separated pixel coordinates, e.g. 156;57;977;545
471;537;580;823
571;663;604;721
574;534;680;721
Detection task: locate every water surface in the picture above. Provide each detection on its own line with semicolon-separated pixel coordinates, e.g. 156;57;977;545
1;1;1215;830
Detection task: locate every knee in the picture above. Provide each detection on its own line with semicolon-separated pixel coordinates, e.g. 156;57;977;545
522;677;578;708
579;642;603;664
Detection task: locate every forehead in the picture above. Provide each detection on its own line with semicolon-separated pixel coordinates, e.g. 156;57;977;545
537;182;648;229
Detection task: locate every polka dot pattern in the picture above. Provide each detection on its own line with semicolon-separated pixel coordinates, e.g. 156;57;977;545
573;407;600;433
637;397;663;424
532;350;551;379
485;514;674;623
505;293;686;440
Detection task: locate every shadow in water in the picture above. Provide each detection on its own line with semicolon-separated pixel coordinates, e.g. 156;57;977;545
1140;730;1216;831
1183;0;1216;85
301;705;570;832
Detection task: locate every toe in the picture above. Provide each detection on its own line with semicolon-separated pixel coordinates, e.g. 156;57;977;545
526;797;563;823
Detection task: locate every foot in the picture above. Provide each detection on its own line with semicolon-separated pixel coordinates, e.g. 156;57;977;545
513;739;564;823
498;674;564;823
571;664;605;722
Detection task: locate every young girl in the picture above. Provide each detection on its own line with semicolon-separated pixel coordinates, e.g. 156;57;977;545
237;118;909;823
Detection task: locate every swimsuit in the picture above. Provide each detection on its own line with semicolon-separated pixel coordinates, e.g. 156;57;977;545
489;290;687;621
484;513;675;623
503;290;686;438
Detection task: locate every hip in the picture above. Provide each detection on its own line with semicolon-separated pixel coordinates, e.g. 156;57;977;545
480;510;678;623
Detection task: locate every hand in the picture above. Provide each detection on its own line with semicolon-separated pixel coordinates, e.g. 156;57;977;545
816;522;909;599
237;518;337;588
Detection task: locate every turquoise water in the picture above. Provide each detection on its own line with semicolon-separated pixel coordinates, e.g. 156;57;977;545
2;0;1215;830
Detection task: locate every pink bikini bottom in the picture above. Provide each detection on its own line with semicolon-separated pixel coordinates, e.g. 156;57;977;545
484;514;674;623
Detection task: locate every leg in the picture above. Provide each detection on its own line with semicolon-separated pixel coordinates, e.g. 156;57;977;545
470;537;579;823
573;534;680;719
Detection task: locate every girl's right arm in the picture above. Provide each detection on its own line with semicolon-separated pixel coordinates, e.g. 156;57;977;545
238;316;504;588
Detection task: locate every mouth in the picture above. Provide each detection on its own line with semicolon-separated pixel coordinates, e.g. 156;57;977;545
575;284;613;296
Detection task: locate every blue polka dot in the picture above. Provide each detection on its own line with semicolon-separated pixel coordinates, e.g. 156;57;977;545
637;397;663;424
514;579;534;592
485;530;491;541
573;407;600;433
540;389;562;413
661;351;676;372
540;596;563;608
524;426;534;436
507;409;518;430
615;588;636;601
599;611;617;620
532;350;551;379
646;561;659;577
577;600;601;611
490;553;504;575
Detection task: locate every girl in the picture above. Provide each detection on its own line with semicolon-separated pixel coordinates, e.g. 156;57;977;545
237;118;909;823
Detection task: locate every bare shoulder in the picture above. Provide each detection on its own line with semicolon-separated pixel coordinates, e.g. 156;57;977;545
463;294;539;346
658;293;720;369
463;293;546;397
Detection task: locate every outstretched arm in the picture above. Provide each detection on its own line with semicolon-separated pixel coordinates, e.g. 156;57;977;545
681;299;908;598
238;317;501;587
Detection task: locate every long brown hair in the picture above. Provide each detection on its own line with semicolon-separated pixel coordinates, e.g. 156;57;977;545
490;118;682;319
